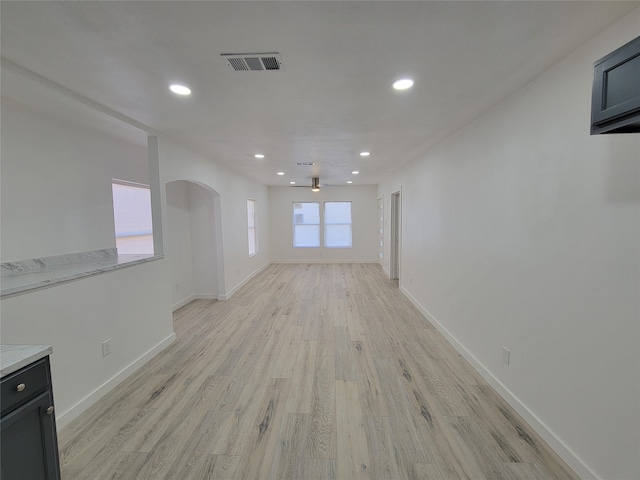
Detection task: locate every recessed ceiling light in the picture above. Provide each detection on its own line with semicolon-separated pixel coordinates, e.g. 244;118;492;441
169;84;192;95
255;154;265;159
290;181;296;185
352;171;360;175
392;78;414;90
360;152;370;157
347;181;353;184
277;172;285;176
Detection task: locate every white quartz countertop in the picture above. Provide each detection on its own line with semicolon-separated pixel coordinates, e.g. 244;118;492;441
1;249;162;297
0;344;53;378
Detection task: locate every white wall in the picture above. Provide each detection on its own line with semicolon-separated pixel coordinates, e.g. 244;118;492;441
157;137;270;299
166;181;196;308
269;185;378;263
166;180;220;310
0;261;174;427
0;99;149;261
0;97;174;428
378;10;640;480
189;183;219;299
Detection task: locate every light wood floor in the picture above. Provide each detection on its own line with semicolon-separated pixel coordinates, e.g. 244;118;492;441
58;263;580;480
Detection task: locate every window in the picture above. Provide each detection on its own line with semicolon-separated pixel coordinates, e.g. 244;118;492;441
112;180;154;254
247;199;258;256
324;202;352;248
293;202;320;247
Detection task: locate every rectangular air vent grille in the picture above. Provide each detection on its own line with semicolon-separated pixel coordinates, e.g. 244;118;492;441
222;53;283;71
296;162;316;166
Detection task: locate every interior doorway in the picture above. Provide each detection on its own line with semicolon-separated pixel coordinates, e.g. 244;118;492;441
377;197;384;265
166;180;225;310
390;191;401;281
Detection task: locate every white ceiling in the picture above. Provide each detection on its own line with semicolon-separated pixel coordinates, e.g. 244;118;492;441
1;1;637;187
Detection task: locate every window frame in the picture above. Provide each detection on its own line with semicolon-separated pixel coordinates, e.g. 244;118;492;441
323;201;352;248
292;201;321;248
111;179;154;255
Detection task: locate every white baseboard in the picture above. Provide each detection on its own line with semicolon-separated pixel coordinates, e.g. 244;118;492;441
172;293;217;312
222;262;271;300
399;285;598;480
172;294;195;311
56;332;176;429
381;266;390;277
270;260;379;264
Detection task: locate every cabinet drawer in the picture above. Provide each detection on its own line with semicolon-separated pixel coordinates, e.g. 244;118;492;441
1;358;50;414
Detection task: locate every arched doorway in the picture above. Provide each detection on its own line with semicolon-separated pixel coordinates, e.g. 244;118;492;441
165;180;225;310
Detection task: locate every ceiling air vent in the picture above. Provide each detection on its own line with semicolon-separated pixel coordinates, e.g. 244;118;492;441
296;162;316;166
222;53;284;71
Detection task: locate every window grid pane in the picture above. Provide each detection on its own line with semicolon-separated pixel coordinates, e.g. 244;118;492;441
293;202;320;247
325;225;352;248
324;202;352;248
248;199;257;256
112;181;154;255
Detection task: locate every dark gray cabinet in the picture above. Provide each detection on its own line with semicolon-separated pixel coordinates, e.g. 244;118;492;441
591;35;640;134
1;356;61;480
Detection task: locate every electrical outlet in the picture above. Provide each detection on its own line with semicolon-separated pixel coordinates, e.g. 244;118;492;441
502;346;510;365
102;339;112;357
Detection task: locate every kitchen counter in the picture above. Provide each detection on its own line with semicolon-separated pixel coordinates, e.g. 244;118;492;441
1;248;162;298
0;344;53;378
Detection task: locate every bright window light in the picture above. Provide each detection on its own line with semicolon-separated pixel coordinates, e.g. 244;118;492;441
325;202;352;248
293;202;320;247
112;180;154;254
247;199;258;257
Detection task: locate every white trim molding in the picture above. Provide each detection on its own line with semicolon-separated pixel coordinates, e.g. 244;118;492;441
56;333;176;429
399;285;599;480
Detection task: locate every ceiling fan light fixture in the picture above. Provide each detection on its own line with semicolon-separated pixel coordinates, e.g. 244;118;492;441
311;177;320;192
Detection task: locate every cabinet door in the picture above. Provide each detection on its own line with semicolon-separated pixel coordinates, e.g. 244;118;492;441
1;390;60;480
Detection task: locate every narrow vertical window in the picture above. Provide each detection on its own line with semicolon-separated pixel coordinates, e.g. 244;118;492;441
248;199;258;257
293;202;320;247
112;180;154;254
324;201;352;248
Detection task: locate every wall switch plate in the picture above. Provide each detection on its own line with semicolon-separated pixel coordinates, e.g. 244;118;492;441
102;339;112;357
502;346;510;365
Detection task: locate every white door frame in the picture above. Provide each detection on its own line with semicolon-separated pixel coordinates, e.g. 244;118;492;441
377;196;384;265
